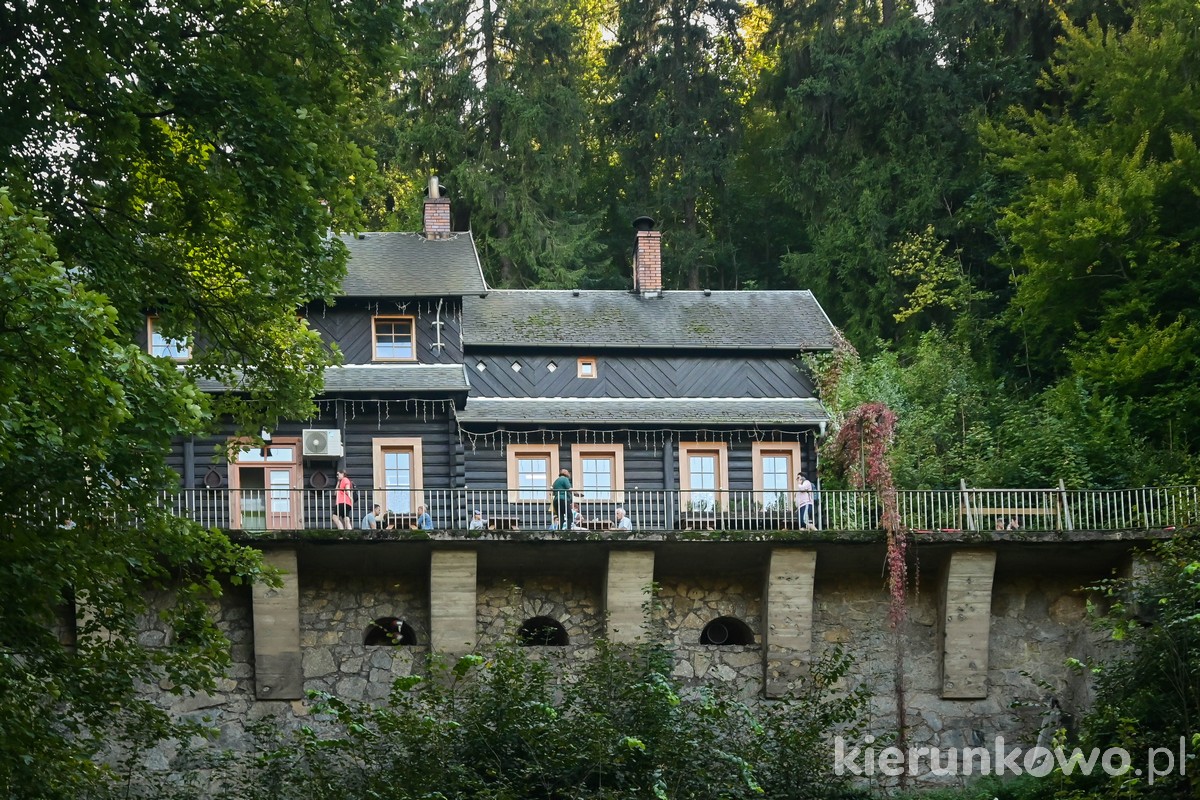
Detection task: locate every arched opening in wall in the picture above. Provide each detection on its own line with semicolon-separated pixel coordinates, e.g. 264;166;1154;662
517;616;569;647
700;616;755;646
364;617;416;646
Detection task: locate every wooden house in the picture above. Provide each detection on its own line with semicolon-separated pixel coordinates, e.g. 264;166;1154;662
167;182;838;534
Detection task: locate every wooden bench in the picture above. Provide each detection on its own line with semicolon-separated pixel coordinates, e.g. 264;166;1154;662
961;505;1058;531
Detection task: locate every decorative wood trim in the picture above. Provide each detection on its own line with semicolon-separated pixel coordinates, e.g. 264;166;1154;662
576;356;597;379
372;437;425;513
371;315;417;362
570;443;625;502
505;444;560;504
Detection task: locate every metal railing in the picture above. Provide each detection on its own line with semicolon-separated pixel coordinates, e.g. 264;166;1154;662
158;485;1200;534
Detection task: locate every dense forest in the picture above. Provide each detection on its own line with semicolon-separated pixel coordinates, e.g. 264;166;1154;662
3;0;1196;489
356;0;1199;489
1;2;1196;796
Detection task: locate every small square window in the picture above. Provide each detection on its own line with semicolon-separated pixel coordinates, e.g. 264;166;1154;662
547;362;557;373
577;357;597;379
512;362;522;373
476;362;487;372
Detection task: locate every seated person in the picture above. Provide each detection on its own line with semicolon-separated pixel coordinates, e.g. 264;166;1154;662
571;502;585;529
467;509;486;531
361;504;383;530
414;504;434;530
613;507;633;531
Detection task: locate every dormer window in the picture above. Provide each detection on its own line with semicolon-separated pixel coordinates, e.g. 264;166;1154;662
373;315;416;361
147;316;190;361
577;357;597;379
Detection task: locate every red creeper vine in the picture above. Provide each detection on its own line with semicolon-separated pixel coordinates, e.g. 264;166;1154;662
829;402;907;627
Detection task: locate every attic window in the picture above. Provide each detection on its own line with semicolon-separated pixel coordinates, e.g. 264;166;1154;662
547;362;557;373
373;316;416;361
476;362;487;372
147;316;191;361
511;362;522;373
577;357;597;379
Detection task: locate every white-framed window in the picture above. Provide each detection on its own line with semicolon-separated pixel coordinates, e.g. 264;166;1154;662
372;315;416;361
679;442;729;512
571;443;625;501
506;445;559;503
752;442;803;510
372;437;424;514
577;357;597;379
147;316;191;361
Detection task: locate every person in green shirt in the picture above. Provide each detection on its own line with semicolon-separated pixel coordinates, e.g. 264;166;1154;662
552;467;574;530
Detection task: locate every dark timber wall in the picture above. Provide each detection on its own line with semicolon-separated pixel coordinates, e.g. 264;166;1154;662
464;353;816;398
457;430;818;530
307;300;465;365
179;405;457;529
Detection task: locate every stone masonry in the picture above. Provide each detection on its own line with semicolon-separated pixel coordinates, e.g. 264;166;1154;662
133;538;1127;788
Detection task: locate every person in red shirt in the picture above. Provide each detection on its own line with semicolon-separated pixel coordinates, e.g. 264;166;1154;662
333;469;353;530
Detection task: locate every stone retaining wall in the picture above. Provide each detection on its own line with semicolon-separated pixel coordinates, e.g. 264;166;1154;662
137;557;1117;789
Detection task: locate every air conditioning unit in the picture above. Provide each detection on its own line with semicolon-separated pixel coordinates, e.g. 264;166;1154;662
302;429;343;458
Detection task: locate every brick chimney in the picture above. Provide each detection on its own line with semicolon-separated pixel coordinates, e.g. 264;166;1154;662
632;215;661;297
423;176;451;238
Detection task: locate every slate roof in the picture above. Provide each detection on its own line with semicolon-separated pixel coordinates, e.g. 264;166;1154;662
455;397;829;426
196;364;470;394
339;232;488;297
462;290;835;351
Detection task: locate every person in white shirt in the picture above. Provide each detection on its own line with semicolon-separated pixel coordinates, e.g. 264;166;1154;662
467;510;486;531
613;507;633;531
795;474;815;530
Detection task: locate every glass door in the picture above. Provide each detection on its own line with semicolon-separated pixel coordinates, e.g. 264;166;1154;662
230;441;300;530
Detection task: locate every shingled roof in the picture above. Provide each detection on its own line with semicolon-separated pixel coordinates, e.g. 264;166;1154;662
197;364;470;394
339;232;487;297
462;290;835;351
455;397;828;426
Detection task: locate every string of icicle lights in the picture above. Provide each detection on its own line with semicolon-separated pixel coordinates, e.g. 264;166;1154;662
312;398;456;426
309;399;816;454
458;427;814;455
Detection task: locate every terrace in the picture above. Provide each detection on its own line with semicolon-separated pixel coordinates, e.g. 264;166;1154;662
162;485;1198;534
